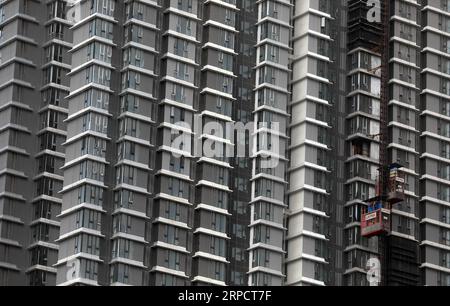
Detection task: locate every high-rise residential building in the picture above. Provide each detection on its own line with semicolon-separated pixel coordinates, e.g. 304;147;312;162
33;0;72;286
286;0;347;286
0;0;72;286
343;0;421;286
248;0;290;286
0;0;449;287
420;0;450;286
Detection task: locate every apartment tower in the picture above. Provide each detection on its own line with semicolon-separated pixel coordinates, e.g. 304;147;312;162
54;0;291;286
0;0;72;286
286;0;347;286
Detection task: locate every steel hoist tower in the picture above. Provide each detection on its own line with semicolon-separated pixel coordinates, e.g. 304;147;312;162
360;0;406;239
349;0;408;285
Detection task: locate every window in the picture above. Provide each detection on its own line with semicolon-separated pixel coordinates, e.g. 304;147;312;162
440;273;450;286
30;246;48;266
161;273;177;286
118;141;136;161
234;201;247;215
232;271;244;285
88;19;113;40
442;99;450;117
233;224;246;239
214;262;225;281
217;191;226;209
80;136;107;158
32;224;50;242
253;225;270;243
253;249;271;268
34;201;52;220
176;15;192;36
134;48;142;67
119;118;138;137
211;213;226;232
77;185;104;206
92;0;115;16
0;6;5;23
218;167;225;185
224;9;235;26
114;190;134;209
110;264;129;284
443;229;450;246
83;260;98;280
163;225;180;246
268;45;279;63
169;106;185;124
171;83;186;103
113;214;132;234
29;271;47;286
232;247;244;262
444;80;450;96
165;201;181;222
252;272;272;286
165;250;181;271
442;251;450;269
254;202;275;222
36;177;57;197
177;0;193;12
37;154;55;174
210;237;226;257
79;160;105;181
235;178;247;192
255;179;274;198
440;121;450;138
223;30;233;49
75;209;101;231
220;75;232;93
120;94;140;113
74;234;100;255
442;207;450;224
442;142;450;160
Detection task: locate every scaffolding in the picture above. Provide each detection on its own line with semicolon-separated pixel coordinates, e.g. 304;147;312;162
347;0;420;286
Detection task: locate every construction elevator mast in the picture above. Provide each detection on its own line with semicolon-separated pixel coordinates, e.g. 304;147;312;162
351;0;419;286
348;0;411;286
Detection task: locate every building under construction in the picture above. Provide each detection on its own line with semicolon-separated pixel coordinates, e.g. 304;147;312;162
346;0;420;286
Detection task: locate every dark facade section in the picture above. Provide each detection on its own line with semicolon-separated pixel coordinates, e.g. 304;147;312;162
385;236;420;285
347;0;384;51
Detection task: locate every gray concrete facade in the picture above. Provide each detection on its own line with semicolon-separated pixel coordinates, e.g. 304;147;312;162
0;0;71;286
